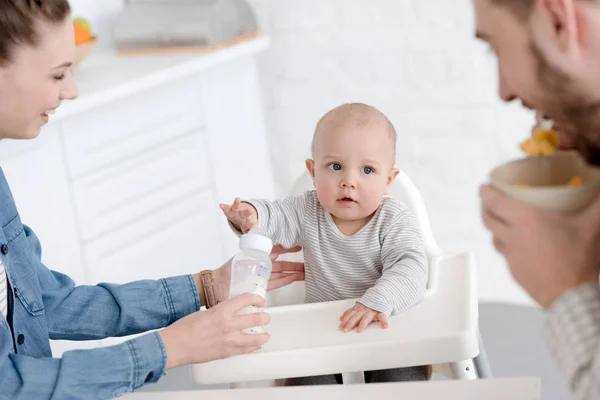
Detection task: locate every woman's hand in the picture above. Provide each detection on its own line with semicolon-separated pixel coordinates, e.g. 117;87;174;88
196;245;305;304
160;293;270;368
164;246;304;369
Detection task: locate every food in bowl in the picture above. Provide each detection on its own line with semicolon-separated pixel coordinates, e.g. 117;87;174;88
517;124;582;187
568;176;583;186
491;116;600;212
515;175;582;188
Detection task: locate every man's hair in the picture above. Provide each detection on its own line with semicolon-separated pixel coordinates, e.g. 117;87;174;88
494;0;596;21
492;0;533;20
0;0;71;65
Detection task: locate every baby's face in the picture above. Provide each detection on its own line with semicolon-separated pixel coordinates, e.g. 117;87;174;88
308;123;397;223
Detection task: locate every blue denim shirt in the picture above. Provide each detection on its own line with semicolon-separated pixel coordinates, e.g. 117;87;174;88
0;168;201;399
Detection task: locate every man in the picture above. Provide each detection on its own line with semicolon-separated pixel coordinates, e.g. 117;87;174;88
474;0;600;398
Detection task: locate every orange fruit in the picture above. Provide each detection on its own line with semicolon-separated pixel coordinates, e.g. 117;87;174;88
74;23;92;46
73;17;91;31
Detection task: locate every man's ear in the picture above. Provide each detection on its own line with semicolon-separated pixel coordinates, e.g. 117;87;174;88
531;0;581;65
305;159;316;181
547;0;578;50
385;167;400;195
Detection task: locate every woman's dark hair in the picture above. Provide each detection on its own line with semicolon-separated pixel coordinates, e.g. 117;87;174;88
0;0;71;64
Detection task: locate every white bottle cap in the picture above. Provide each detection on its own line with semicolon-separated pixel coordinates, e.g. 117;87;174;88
239;229;273;254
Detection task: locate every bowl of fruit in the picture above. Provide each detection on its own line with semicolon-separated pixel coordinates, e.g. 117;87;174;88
490;126;600;213
73;17;96;67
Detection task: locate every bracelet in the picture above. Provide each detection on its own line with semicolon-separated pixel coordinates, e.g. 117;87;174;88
200;270;219;309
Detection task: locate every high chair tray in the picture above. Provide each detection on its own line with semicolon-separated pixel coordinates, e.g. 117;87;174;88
192;252;478;384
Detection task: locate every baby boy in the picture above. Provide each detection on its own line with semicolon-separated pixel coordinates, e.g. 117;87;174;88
221;103;429;384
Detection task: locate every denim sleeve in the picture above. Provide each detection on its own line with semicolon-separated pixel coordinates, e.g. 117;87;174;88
24;225;200;340
0;330;168;399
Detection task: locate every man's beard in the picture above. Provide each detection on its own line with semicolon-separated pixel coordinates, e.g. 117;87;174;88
531;41;600;165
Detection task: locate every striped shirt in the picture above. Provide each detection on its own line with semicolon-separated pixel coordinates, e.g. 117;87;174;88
248;190;428;316
545;283;600;399
0;260;6;318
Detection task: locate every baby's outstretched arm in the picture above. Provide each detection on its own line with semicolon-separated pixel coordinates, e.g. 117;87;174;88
221;193;310;249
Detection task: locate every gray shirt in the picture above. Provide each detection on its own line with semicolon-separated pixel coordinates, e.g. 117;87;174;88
545;283;600;399
247;190;428;316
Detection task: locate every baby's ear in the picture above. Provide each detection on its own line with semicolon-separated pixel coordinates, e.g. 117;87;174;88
385;167;400;194
389;167;400;183
305;159;316;180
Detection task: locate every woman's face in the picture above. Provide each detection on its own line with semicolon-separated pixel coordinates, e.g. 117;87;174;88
0;17;78;140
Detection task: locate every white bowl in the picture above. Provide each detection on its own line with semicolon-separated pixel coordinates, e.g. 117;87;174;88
489;150;600;213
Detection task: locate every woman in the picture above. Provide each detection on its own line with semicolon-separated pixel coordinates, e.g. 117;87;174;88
0;1;304;398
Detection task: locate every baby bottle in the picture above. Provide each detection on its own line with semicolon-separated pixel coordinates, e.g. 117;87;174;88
228;229;273;334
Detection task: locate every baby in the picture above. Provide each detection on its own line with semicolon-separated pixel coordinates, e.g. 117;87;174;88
220;103;429;385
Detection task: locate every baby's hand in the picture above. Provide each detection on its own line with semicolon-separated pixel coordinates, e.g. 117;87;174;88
339;302;388;333
219;198;258;234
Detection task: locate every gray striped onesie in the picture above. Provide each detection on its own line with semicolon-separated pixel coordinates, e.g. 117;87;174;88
247;190;428;316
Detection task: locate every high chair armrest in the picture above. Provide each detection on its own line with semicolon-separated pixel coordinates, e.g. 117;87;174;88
425;250;465;295
192;251;478;385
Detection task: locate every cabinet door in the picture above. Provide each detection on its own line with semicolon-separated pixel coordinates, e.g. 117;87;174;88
200;57;275;201
61;76;204;179
83;188;226;285
0;126;90;358
71;132;213;242
0;125;86;285
199;57;276;256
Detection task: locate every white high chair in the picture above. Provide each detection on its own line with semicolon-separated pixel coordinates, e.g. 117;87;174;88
192;170;491;387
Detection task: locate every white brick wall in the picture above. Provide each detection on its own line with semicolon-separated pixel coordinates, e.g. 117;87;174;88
69;0;536;305
249;0;536;305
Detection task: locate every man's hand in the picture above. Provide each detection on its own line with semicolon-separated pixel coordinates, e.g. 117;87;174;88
195;245;305;305
220;198;258;234
267;245;305;291
339;302;388;333
480;184;600;308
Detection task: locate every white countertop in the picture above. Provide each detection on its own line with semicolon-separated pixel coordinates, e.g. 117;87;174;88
53;36;269;122
123;377;541;400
